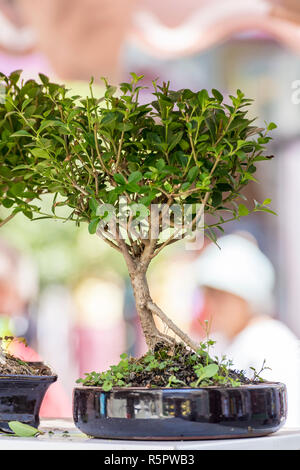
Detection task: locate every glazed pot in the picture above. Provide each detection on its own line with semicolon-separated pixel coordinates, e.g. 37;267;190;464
0;365;57;433
73;382;287;440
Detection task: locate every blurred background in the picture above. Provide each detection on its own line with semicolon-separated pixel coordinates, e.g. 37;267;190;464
1;0;300;421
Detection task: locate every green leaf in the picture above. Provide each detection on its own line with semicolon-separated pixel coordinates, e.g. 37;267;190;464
197;89;209;107
128;171;142;184
88;217;100;234
38;120;63;132
267;122;277;131
2;199;14;208
202;363;219;379
212;89;223;103
181;182;191;191
10;182;26;196
31;148;50;159
39;73;49;85
113;174;126;185
8;421;41;437
168;132;183;152
187;166;198;182
156;158;165;171
212;191;222;207
89;198;99;213
139;193;157;206
238;204;249;216
116;122;133;132
102;381;113;392
126;182;141;193
263;198;272;205
10;130;32;138
101;112;117;126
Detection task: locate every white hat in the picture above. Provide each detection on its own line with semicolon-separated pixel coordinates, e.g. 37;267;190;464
193;234;275;315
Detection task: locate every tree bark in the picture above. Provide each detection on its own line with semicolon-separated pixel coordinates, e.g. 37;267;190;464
129;266;198;351
116;234;198;351
130;269;175;350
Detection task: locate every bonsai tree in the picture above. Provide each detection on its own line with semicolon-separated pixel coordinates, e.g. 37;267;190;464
0;70;276;352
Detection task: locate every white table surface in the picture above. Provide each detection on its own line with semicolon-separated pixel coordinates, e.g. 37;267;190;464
0;419;299;450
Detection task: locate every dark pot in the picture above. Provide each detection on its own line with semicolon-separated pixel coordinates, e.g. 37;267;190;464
73;383;287;440
0;364;57;433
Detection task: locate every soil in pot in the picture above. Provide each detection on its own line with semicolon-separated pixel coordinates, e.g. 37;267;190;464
0;351;53;377
77;342;252;390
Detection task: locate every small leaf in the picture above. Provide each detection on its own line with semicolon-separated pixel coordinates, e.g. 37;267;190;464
10;182;26;196
102;381;113;392
128;171;142;184
10;130;31;138
187;166;198;183
197;89;209;107
168;131;183;152
39;73;49;85
113;174;126;185
88;217;100;234
89;198;99;213
2;199;14;208
263;198;272;206
31;148;50;159
212;89;223;103
267;122;277;131
8;421;41;437
238;204;249;217
212;191;222;207
202;363;219;379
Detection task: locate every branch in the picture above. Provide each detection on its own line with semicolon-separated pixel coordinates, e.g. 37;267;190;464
94;124;111;176
115;130;124;169
147;301;198;352
0;212;16;228
115;224;136;272
96;230;122;253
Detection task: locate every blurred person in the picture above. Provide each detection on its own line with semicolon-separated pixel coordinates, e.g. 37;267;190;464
0;237;71;417
0;0;137;82
193;233;300;427
3;0;300;77
131;0;300;58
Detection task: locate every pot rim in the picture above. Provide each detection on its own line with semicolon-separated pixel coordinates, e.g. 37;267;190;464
74;381;285;392
0;374;57;380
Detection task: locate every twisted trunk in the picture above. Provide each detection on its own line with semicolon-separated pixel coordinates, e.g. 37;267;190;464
118;236;198;351
129;265;198;351
129;269;173;349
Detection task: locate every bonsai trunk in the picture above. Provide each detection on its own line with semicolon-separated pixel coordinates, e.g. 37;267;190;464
117;237;198;351
129;267;198;351
130;269;168;350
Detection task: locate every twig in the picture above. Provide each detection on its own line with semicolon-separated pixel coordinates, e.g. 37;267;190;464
0;213;16;228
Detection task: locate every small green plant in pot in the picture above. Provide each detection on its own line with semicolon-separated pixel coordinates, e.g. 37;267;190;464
0;336;56;433
0;71;286;439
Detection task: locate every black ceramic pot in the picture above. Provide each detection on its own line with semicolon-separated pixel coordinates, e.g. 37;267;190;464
73;383;287;440
0;366;57;433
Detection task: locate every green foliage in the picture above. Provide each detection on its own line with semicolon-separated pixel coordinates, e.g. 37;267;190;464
249;359;271;382
0;70;275;248
76;341;249;389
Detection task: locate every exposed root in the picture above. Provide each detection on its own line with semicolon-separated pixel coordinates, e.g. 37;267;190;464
147;300;198;352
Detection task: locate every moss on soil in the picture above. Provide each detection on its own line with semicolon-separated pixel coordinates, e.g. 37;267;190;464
78;342;253;389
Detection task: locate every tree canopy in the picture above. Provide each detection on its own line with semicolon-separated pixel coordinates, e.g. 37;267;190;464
0;70;275;257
